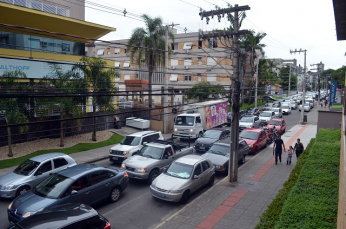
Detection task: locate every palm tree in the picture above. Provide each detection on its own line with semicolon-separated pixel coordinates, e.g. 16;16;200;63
127;14;174;108
38;64;86;147
0;70;29;157
74;57;119;141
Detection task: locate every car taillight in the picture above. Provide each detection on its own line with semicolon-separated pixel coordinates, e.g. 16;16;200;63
124;171;128;178
104;222;111;229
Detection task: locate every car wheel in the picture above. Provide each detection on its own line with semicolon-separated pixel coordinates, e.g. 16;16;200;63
180;190;190;204
254;146;258;153
16;186;30;197
109;187;122;202
147;170;159;184
241;155;246;164
208;175;215;187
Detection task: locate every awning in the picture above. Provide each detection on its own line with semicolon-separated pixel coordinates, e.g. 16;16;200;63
332;0;346;40
0;2;116;43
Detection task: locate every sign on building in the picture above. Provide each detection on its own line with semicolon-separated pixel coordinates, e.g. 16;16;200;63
329;81;338;104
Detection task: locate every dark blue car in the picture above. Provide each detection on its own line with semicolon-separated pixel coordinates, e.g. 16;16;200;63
8;164;129;224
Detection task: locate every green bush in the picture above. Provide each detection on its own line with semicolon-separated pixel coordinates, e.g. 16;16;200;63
256;129;340;229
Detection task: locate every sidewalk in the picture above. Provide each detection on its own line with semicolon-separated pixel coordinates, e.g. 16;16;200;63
152;124;317;229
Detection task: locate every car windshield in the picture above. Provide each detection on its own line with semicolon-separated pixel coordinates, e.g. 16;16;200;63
34;173;73;199
260;112;271;117
175;116;194;126
138;145;163;160
209;144;229;156
13;159;40;176
269;120;281;126
281;105;289;109
305;103;310;106
272;108;279;112
290;101;295;104
239;131;258;140
240;117;253;123
164;162;193;179
202;130;222;139
120;136;141;146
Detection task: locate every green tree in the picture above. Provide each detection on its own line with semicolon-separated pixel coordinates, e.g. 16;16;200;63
38;64;87;147
278;66;297;91
0;71;29;157
184;82;227;102
331;66;346;87
74;57;119;141
127;14;174;108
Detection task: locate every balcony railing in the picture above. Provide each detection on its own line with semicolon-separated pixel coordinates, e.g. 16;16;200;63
1;0;70;17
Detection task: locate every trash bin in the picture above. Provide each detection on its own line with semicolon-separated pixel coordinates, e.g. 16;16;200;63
303;115;307;123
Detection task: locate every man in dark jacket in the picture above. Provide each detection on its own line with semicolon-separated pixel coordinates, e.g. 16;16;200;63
273;135;285;165
294;138;304;160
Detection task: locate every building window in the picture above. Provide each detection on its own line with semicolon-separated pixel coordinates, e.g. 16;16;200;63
208;39;218;48
124;75;130;80
184;75;191;81
115;62;120;67
171;59;178;66
198;57;202;65
197;73;201;82
97;49;104;55
107;48;110;55
207;74;216;81
62;43;70;52
207;57;216;66
114;48;120;54
184;58;192;66
198;40;202;49
170;74;178;82
183;42;192;50
171;42;179;50
123;61;130;67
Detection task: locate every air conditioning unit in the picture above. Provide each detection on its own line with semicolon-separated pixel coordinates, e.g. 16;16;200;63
185;66;189;70
171;66;176;70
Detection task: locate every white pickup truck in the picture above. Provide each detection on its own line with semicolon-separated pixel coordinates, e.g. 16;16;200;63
121;140;194;184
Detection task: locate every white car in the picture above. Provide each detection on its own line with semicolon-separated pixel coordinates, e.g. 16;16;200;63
150;155;215;203
109;131;164;163
299;103;311;112
239;115;261;131
258;111;276;125
281;104;291;115
271;107;283;118
289;101;298;110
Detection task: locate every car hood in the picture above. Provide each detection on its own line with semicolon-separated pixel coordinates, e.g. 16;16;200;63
201;152;228;166
110;144;138;151
153;173;188;190
124;155;159;168
259;116;271;121
0;171;29;187
239;122;252;127
12;190;56;214
282;108;290;111
195;138;218;145
240;138;256;146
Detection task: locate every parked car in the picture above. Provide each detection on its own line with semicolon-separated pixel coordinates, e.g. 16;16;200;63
299;103;311;112
8;164;129;224
239;128;269;153
0;153;77;199
201;139;249;174
258;111;276;125
281;104;291;115
266;118;286;135
150;155;215;203
305;99;314;108
272;101;281;107
194;128;230;153
239;115;261;132
7;203;111;229
121;140;194;184
289;100;298;110
246;107;260;116
271;107;283;118
262;95;277;101
109;131;164;163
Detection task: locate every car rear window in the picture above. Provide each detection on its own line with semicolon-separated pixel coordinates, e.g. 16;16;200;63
54;158;68;169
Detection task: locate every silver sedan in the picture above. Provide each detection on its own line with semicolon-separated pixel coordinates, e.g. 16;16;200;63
150;155;215;203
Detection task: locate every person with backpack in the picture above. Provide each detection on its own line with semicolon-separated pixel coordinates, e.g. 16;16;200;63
294;138;304;160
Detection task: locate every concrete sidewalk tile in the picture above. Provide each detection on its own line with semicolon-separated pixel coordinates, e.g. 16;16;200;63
222;200;237;207
226;196;241;203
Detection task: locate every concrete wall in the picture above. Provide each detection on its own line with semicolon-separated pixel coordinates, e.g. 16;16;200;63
317;110;342;132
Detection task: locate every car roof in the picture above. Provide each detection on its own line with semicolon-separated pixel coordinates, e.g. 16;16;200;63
215;138;245;145
128;131;160;137
16;203;98;229
57;164;108;179
29;153;69;162
270;118;284;121
175;155;207;165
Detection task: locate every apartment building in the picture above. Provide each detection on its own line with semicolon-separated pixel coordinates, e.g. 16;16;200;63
95;30;234;105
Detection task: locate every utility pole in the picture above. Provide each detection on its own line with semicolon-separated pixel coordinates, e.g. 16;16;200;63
199;4;250;182
290;49;307;124
310;62;323;105
163;23;179;134
254;49;260;107
288;66;291;96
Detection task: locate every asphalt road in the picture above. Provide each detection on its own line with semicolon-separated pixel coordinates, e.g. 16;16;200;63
0;107;306;229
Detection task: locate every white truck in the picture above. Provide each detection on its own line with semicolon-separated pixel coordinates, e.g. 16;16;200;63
173;99;229;139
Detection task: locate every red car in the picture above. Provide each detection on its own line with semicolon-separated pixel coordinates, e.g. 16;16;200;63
239;128;269;154
266;118;286;134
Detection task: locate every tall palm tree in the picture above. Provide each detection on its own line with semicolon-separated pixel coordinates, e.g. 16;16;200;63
0;70;29;157
127;14;174;108
74;57;119;141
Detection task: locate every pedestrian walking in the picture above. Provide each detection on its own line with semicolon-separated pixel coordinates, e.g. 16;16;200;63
273;135;285;165
294;138;304;160
320;100;323;108
287;146;294;165
324;100;327;108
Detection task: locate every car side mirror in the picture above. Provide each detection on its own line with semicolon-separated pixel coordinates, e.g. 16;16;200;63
142;142;147;145
71;190;78;196
193;175;199;180
35;171;43;176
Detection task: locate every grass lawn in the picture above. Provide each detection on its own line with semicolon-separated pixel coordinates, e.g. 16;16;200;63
331;104;343;110
0;133;124;170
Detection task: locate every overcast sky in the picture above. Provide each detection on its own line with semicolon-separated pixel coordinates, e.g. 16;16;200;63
85;0;345;71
